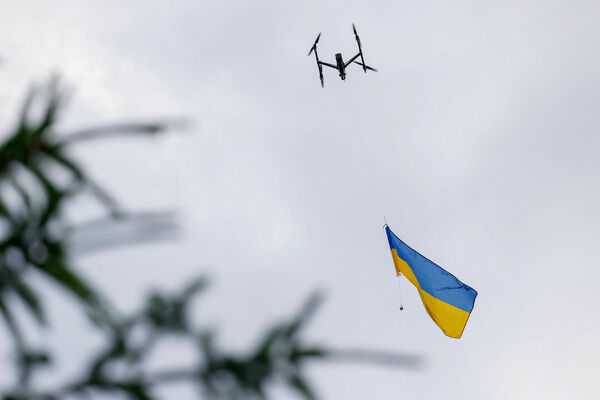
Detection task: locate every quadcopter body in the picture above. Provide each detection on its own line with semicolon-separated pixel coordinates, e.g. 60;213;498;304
307;24;377;87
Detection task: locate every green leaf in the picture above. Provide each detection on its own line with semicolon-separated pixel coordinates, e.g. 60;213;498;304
0;295;25;349
38;257;99;305
197;330;218;364
58;122;171;146
18;348;52;368
12;277;46;325
6;173;33;214
35;254;114;329
179;277;208;304
283;292;323;340
253;325;285;361
17;86;36;129
30;76;65;139
21;164;64;227
43;147;84;181
287;374;318;400
88;334;128;380
115;381;154;400
291;347;328;361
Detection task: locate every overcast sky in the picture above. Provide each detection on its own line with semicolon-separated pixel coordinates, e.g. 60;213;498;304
1;1;599;399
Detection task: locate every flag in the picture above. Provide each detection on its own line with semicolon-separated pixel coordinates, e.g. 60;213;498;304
385;225;477;338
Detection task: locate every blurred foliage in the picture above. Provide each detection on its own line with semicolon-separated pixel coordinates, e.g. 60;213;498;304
0;79;419;400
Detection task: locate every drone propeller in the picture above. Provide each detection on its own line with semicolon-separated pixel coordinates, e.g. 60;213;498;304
353;61;377;72
307;32;321;56
352;24;362;52
352;24;368;73
307;32;325;87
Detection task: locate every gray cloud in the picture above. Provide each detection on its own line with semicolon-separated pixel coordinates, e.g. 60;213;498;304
1;1;599;398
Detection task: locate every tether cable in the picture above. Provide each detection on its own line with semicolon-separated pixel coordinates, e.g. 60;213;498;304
345;92;404;311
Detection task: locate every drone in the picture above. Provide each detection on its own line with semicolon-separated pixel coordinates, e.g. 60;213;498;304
307;24;377;87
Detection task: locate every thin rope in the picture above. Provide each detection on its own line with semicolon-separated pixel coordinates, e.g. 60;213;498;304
396;273;404;311
344;92;405;311
344;94;387;225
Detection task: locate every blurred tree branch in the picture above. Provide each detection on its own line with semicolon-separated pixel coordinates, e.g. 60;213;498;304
0;78;420;400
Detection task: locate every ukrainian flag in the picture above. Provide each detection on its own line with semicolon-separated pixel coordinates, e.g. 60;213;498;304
385;226;477;338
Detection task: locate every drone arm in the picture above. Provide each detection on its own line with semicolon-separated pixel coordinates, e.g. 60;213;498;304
319;61;337;69
344;53;361;68
353;61;378;72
